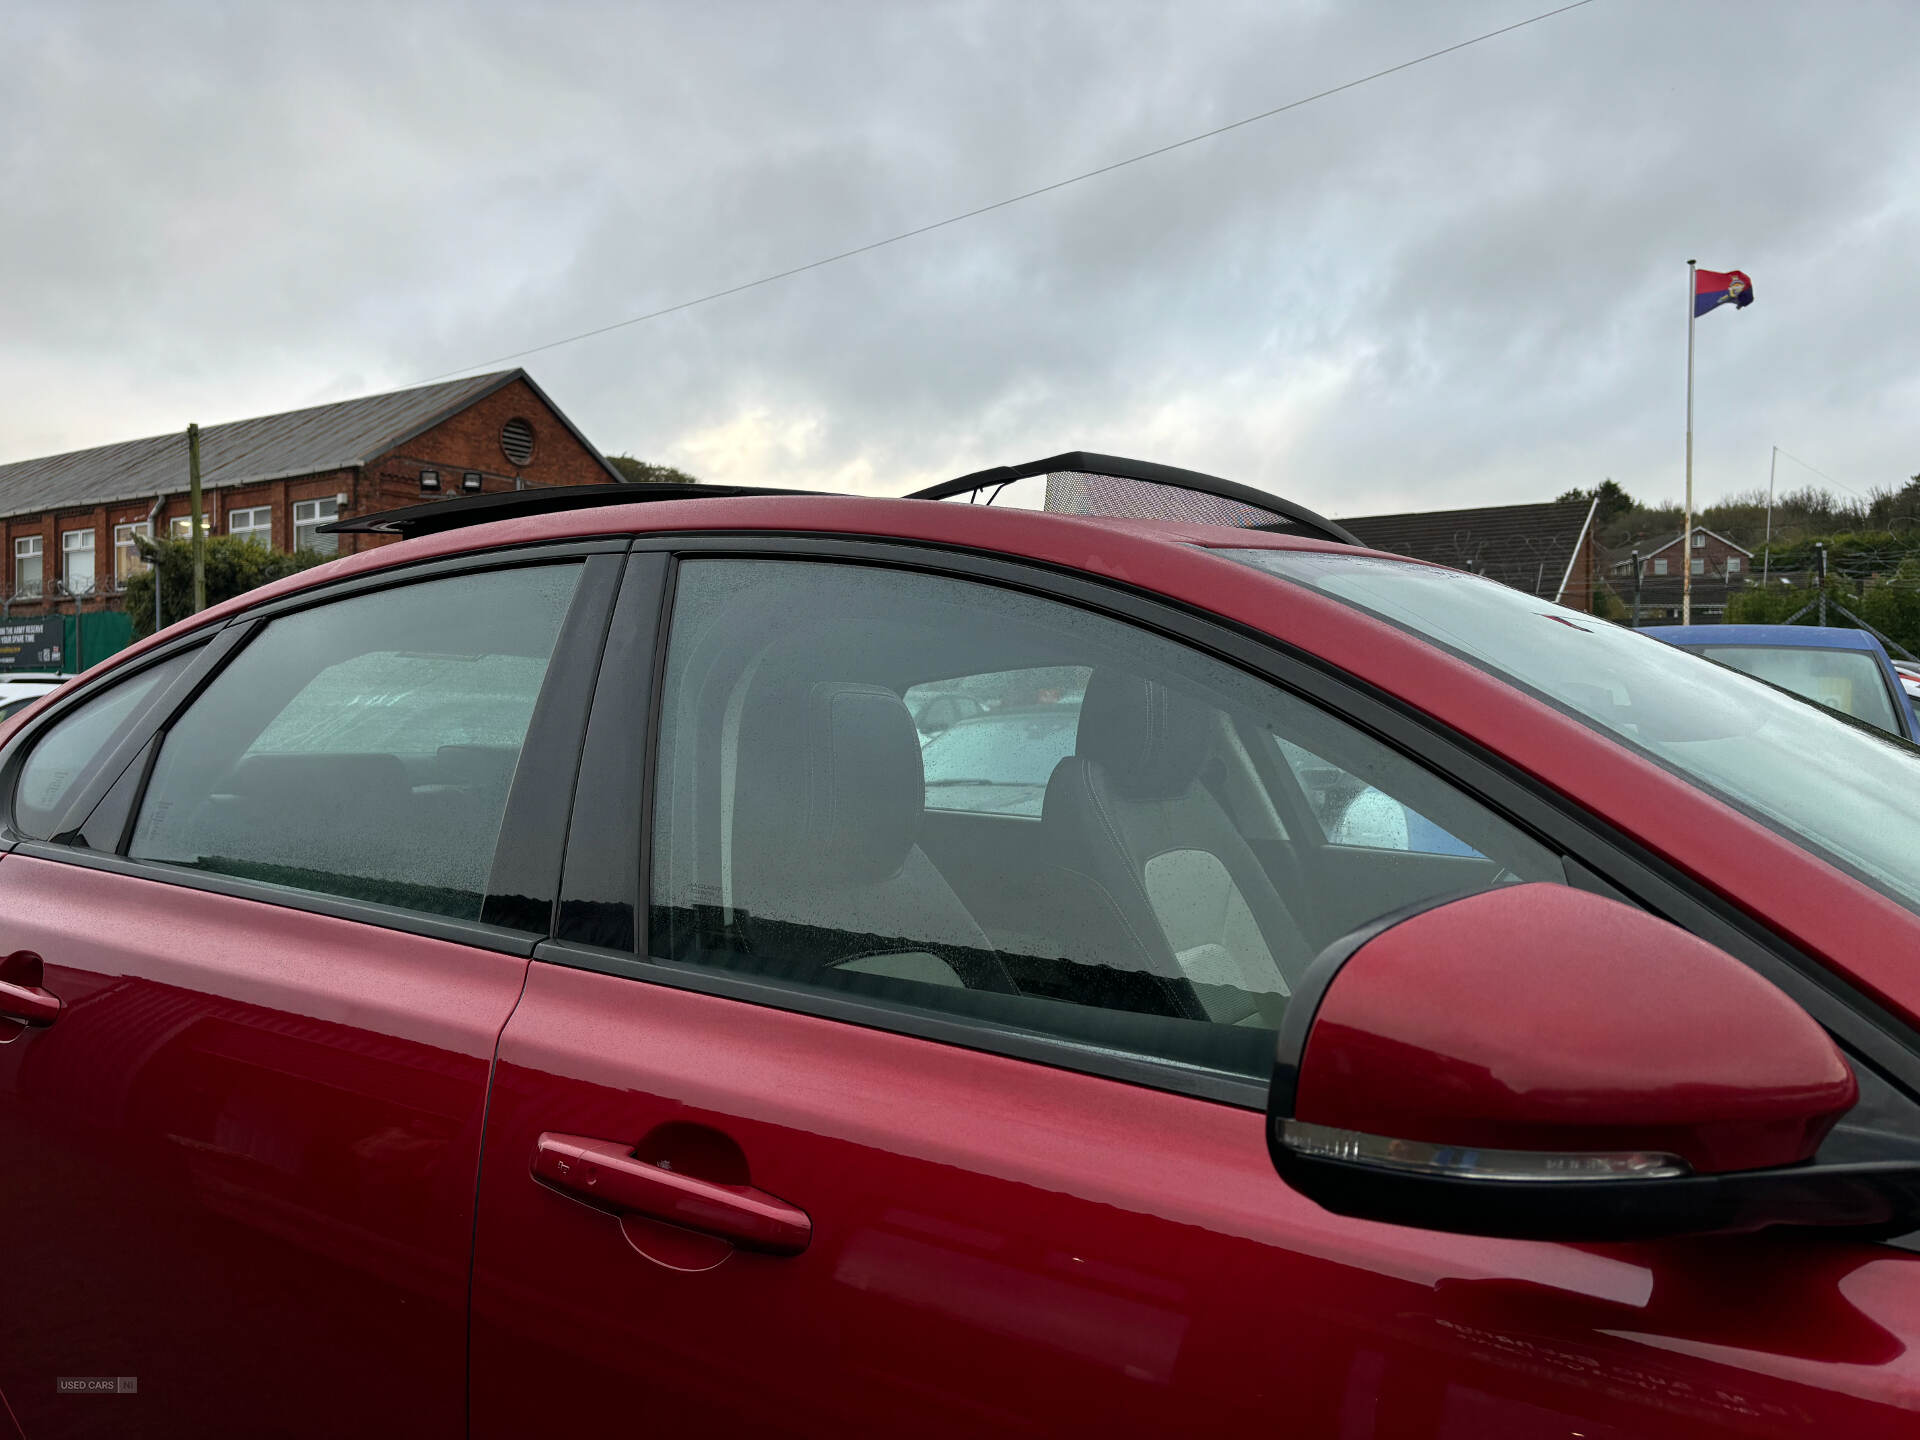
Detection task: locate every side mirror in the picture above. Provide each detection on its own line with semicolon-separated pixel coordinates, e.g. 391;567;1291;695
1269;885;1920;1240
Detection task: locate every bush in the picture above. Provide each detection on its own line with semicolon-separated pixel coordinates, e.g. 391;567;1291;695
126;535;332;641
1725;564;1920;660
606;455;700;485
1590;588;1629;623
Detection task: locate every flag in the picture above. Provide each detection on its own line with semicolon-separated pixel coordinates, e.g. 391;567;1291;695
1695;267;1754;317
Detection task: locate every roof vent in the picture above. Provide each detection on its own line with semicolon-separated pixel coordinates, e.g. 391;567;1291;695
501;418;536;467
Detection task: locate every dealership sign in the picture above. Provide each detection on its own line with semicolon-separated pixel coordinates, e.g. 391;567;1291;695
0;617;61;672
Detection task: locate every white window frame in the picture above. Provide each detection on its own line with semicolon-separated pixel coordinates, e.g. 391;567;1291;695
1652;558;1668;576
62;527;97;596
1691;557;1706;576
228;506;273;549
1693;531;1707;548
169;515;206;540
1726;556;1742;575
114;521;152;587
14;535;43;598
293;497;340;555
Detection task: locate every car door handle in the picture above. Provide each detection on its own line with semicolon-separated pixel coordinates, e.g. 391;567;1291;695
0;950;59;1026
533;1132;812;1257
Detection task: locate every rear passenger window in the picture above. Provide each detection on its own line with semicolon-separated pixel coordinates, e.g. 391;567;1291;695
129;565;580;922
649;560;1563;1086
11;653;193;841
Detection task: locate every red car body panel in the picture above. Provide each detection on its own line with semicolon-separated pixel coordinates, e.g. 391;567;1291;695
0;855;527;1436
471;962;1920;1437
5;492;1920;1436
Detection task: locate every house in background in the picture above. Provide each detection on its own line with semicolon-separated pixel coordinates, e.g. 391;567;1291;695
1609;527;1754;623
1036;475;1606;614
1338;496;1602;614
0;368;622;620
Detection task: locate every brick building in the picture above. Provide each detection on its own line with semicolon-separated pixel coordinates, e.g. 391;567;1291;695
1607;526;1754;623
1338;496;1603;614
0;369;621;616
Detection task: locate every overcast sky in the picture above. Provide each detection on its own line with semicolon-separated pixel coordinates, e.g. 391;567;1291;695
4;1;1917;515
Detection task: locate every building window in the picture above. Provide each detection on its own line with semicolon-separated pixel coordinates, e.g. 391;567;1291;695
62;528;96;595
1691;558;1706;576
1727;556;1742;574
1652;558;1668;576
14;536;43;598
294;497;340;556
114;522;152;586
229;506;272;549
169;515;207;540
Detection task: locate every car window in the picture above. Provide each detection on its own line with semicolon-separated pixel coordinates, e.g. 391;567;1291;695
908;667;1089;816
1271;737;1483;856
648;559;1561;1086
1693;644;1902;736
128;565;581;923
1233;548;1920;917
11;652;193;840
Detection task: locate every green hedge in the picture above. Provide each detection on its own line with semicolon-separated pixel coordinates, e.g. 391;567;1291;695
126;535;332;641
1725;558;1920;659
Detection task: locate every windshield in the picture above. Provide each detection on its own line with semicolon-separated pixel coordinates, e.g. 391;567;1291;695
1227;548;1920;915
919;708;1080;816
1688;645;1903;736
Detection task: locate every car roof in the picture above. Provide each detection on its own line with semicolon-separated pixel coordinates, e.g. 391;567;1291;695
117;492;1403;660
1641;624;1891;653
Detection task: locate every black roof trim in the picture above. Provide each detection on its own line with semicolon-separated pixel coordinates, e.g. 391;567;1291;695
909;451;1361;547
320;481;817;538
324;451;1362;545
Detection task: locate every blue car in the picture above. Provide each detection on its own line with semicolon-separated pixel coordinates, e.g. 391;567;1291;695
1642;624;1920;741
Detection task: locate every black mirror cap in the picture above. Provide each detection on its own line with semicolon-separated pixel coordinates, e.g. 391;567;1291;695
1273;1145;1920;1243
1266;892;1920;1243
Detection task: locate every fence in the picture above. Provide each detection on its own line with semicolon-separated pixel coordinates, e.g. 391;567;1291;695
61;609;134;674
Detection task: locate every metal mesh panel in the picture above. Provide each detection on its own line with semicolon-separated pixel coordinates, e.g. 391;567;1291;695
1041;471;1284;527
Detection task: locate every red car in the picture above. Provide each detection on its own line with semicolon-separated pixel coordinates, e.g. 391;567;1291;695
4;454;1920;1438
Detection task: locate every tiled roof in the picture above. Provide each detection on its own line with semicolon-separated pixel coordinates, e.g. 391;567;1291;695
1339;497;1598;601
0;369;603;520
1635;527;1754;559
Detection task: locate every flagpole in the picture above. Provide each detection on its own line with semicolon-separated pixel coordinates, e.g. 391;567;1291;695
1683;258;1696;626
1762;443;1777;586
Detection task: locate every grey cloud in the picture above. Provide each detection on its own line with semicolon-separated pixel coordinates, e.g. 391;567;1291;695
4;0;1917;517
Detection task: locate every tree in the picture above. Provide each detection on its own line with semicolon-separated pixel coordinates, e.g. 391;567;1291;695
1868;474;1920;532
1556;478;1636;528
125;535;332;641
606;454;700;485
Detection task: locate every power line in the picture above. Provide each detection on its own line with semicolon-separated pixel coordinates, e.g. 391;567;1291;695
1775;446;1870;502
422;0;1602;382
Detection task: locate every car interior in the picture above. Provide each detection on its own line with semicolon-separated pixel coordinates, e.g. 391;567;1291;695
649;560;1563;1073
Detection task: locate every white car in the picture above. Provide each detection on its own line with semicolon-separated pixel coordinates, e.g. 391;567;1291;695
0;671;70;721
